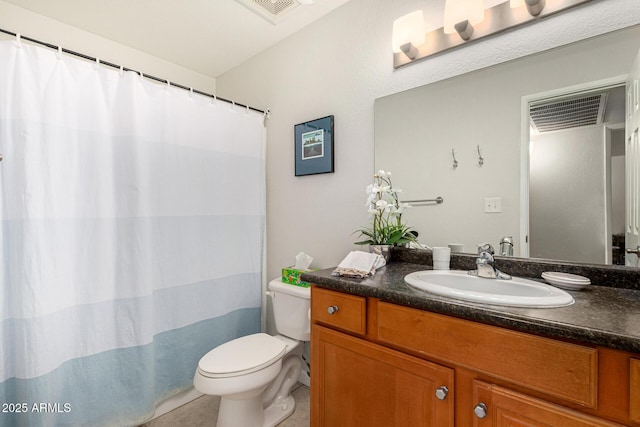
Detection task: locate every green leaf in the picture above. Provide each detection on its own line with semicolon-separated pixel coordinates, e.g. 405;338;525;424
354;240;374;245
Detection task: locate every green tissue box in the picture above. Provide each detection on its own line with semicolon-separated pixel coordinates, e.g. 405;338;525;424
281;267;317;288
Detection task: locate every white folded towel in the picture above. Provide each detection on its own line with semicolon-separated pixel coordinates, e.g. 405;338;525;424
332;250;386;278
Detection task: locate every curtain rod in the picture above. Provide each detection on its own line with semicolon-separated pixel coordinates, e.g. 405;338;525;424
0;28;268;116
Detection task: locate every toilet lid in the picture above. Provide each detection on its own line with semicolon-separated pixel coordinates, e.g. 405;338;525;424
198;333;287;377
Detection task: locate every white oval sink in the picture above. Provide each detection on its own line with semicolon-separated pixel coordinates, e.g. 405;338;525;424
404;270;574;308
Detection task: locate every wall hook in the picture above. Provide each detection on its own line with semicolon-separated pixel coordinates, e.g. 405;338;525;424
477;145;484;166
451;149;458;169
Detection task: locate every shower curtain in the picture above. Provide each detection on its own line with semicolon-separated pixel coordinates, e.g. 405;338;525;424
0;38;264;426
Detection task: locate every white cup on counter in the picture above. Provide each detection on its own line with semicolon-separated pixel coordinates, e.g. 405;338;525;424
432;247;451;270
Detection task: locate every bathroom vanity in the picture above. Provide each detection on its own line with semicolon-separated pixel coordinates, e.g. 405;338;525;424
303;250;640;427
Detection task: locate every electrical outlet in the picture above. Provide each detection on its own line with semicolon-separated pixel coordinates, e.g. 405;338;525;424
484;197;502;213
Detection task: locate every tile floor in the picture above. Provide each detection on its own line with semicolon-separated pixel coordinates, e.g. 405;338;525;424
141;384;309;427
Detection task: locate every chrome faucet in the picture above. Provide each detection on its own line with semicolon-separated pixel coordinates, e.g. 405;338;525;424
468;243;512;280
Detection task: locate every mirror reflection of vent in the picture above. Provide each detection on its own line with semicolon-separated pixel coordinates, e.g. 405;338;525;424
235;0;300;24
529;93;608;133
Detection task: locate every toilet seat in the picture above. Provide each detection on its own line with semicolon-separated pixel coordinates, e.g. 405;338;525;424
198;333;286;378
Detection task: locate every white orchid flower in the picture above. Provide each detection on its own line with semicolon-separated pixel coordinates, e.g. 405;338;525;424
378;185;391;195
376;200;393;213
391;203;411;216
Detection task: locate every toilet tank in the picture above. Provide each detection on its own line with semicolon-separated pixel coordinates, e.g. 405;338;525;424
268;278;311;341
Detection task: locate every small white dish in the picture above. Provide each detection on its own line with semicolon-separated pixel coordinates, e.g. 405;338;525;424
541;272;590;290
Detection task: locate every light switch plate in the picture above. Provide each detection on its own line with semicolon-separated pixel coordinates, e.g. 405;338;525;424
484;197;502;213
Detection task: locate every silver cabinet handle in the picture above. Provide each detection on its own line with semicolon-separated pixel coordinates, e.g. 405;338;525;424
474;402;488;419
435;385;448;400
327;305;339;315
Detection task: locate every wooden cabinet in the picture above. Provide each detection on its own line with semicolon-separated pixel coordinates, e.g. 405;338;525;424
472;381;623;427
311;286;640;427
311;287;366;336
632;358;640;422
311;324;454;427
376;300;598;407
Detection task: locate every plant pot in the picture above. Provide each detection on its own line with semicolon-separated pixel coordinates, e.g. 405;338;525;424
369;244;392;262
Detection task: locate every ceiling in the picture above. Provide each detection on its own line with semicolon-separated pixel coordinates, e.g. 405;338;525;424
3;0;351;78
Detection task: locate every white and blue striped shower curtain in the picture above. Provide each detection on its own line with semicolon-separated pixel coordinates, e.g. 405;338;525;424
0;39;265;426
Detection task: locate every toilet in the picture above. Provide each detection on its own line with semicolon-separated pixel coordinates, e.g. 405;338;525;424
193;278;311;427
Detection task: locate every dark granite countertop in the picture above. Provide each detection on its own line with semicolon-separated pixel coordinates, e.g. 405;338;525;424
303;259;640;354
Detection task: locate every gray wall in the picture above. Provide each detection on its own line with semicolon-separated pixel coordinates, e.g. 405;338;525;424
530;126;607;264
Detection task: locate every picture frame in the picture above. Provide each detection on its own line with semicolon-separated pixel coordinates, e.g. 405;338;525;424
294;115;334;176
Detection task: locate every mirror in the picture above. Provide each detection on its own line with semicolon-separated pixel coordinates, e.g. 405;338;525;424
374;25;640;266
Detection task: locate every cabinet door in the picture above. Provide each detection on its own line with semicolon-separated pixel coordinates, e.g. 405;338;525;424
472;381;625;427
631;358;640;423
311;324;454;427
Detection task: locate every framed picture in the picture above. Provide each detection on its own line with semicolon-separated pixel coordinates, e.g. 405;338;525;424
294;115;334;176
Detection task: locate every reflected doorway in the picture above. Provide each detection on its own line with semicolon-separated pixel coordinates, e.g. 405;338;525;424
523;80;626;265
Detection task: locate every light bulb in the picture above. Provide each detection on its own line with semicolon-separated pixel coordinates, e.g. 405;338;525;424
392;10;425;54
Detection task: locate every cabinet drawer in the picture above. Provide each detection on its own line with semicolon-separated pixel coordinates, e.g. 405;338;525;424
472;380;624;426
311;287;366;336
631;358;640;422
376;301;598;408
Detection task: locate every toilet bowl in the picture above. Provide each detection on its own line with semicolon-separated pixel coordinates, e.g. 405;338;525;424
193;278;310;427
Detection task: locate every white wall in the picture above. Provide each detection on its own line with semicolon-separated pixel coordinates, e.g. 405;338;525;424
0;0;215;93
217;0;640;282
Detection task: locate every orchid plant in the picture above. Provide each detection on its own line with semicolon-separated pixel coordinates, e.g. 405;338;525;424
354;170;418;246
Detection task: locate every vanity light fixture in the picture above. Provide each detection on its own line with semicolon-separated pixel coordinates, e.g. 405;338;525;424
393;0;592;69
392;10;425;60
510;0;547;16
443;0;484;41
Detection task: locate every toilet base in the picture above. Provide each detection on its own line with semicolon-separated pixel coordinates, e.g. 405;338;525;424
263;395;295;427
217;394;264;427
215;392;296;427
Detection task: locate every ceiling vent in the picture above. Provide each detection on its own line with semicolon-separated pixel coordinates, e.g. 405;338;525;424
235;0;302;24
529;92;608;133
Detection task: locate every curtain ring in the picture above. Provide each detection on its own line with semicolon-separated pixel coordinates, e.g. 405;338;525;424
56;46;62;60
15;33;21;48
